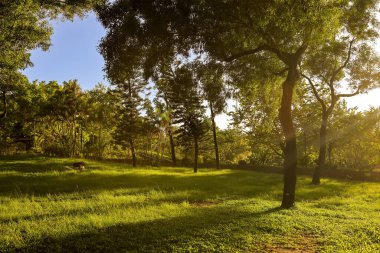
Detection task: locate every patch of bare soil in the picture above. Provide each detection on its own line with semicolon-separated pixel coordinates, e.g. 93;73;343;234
263;234;319;253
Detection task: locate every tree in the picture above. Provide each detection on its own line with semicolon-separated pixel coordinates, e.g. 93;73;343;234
301;37;380;184
293;83;321;168
155;98;177;165
230;73;285;166
113;76;146;167
166;65;207;173
0;0;97;85
196;62;227;169
84;83;117;158
0;75;36;153
37;80;86;156
141;97;165;164
328;106;380;169
0;72;28;121
218;128;252;165
96;0;378;207
298;0;380;184
0;0;97;133
154;71;178;165
0;0;51;122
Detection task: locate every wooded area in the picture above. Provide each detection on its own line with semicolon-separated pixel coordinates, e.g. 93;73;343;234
1;1;380;252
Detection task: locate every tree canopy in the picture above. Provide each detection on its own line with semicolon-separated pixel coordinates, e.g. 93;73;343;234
96;0;379;208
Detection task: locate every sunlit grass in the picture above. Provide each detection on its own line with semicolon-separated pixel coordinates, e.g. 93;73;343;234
0;154;379;252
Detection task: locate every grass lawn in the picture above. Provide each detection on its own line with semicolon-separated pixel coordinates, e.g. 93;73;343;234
0;155;379;252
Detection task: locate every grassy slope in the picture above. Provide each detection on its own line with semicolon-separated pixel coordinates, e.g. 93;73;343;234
0;155;379;253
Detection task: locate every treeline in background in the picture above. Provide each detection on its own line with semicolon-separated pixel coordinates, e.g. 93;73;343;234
2;77;380;174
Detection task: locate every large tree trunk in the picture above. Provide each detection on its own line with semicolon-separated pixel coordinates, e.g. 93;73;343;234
193;136;199;173
279;64;298;209
210;103;220;169
312;112;328;185
130;139;137;167
0;91;7;120
168;124;176;165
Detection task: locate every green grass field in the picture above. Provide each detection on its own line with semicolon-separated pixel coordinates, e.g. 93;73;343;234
0;155;379;252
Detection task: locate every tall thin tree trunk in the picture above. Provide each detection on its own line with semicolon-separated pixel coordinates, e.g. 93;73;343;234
168;124;176;165
312;112;328;185
279;63;298;209
210;103;220;169
130;139;137;167
165;97;176;166
194;136;199;173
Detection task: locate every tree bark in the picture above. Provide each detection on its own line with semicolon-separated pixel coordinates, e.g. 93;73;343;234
193;136;199;173
130;139;137;167
279;63;298;209
210;103;220;169
312;112;328;185
165;97;176;166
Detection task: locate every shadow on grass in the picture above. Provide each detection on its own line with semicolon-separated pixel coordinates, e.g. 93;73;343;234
0;156;356;204
0;189;198;224
0;161;72;173
0;170;353;203
0;155;91;173
0;154;121;173
11;204;291;253
0;171;280;197
0;156;364;252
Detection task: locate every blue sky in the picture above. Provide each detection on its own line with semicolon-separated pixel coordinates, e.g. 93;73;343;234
23;12;107;90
